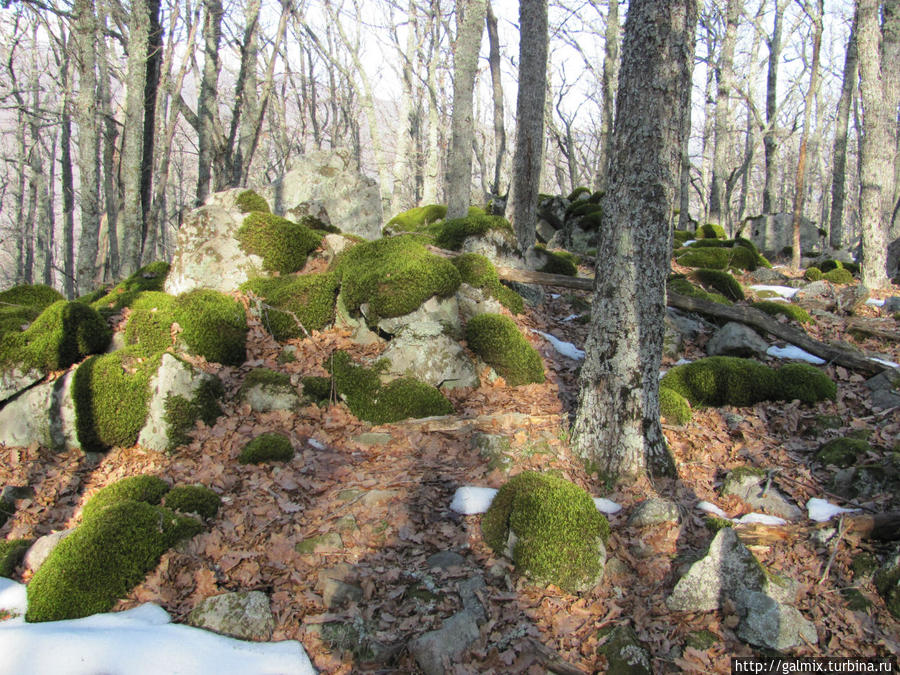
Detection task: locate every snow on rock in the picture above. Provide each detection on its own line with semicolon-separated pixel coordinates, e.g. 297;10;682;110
449;487;497;515
865;298;885;307
766;345;825;365
683;240;697;246
870;357;900;369
561;314;581;323
696;501;729;519
534;331;585;361
749;285;799;299
806;498;860;522
593;498;622;515
0;580;315;675
307;438;326;450
734;513;788;526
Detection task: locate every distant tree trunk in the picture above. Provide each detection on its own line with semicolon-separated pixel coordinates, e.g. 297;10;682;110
829;11;858;250
97;7;119;279
421;1;443;204
196;0;223;205
445;0;486;219
677;99;692;230
790;0;823;272
572;0;696;481
485;2;506;196
508;0;549;252
60;41;76;299
883;1;900;241
762;0;787;214
390;0;422;213
595;0;619;193
141;0;163;245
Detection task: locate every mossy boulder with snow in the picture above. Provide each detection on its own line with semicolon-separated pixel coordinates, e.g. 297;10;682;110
90;261;170;317
238;432;294;465
481;471;609;592
242;271;340;340
465;314;544;386
235;212;323;274
451;253;523;315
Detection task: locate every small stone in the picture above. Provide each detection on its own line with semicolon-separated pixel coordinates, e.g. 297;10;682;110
187;590;275;641
736;590;818;650
319;577;364;609
23;529;75;573
352;432;392;446
426;551;467;570
627;498;680;528
295;532;343;554
409;610;481;675
721;468;803;520
336;515;358;532
706;322;768;358
457;576;487;625
361;489;398;507
598;624;653;675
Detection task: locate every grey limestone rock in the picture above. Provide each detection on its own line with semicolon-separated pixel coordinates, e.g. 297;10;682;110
409;610;481;675
0;370;79;451
188;590;275;641
627;498;680;528
23;529;75;573
706;322;768;358
721;468;803;520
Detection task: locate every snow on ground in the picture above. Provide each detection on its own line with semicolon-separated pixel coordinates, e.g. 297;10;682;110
0;579;315;675
749;285;799;299
560;314;581;323
534;330;585;361
733;513;787;526
865;298;886;307
766;345;826;364
696;501;729;519
449;487;497;514
307;438;326;450
593;498;622;515
807;498;861;522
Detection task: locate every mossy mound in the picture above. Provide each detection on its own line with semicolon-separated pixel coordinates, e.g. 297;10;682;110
452;253;524;314
385;204;447;232
0;284;65;338
240;367;291;392
72;348;161;452
124;291;177;357
804;267;823;281
823;268;854;284
301;375;332;402
238;432;294;464
0;300;111;371
676;246;757;272
337;235;460;322
163;485;221;519
566;201;603;219
667;275;731;305
172;290;247;366
0;538;31;577
235;189;270;214
818;259;842;273
432;214;515;251
481;471;610;592
817;437;871;467
321;350;454;424
692;269;744;301
538;247;578;277
163;376;224;451
235;212;322;274
242;271;340;340
672;230;693;247
874;560;900;619
696;223;726;239
659;387;692;425
567;186;592;202
90;261;170;317
751;301;812;324
81;475;169;522
774;363;837;403
25;500;201;622
465;314;544;386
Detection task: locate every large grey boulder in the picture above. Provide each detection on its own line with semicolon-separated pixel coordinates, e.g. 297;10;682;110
0;371;79;451
382;331;478;390
737;591;818;650
375;295;462;339
455;283;504;323
0;365;45;404
260;151;382;240
458;228;523;270
721;468;803;520
744;213;823;257
409;610;481;675
706;322;768;358
188;590;275;641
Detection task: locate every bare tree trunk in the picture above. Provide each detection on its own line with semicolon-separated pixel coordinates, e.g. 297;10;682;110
677;98;693;230
389;0;422;213
508;0;549;252
97;3;119;279
421;1;443;204
141;0;163;245
762;0;787;214
572;0;696;481
829;10;858;250
595;0;619;193
446;0;486;219
883;1;900;241
196;0;223;205
59;30;76;299
485;2;506;197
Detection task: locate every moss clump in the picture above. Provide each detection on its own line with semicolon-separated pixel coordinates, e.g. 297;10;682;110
775;363;837;403
538;248;578;277
567;186;591;202
676;246;757;272
163;485;221;520
481;471;610;592
242;271;339;340
25;500;201;622
124;291;177;357
704;516;733;533
465;314;544;386
241;367;291;392
696;223;726;239
0;284;65;339
659;387;692;425
0;538;31;577
452;253;524;314
851;552;879;579
0;300;111;371
817;437;871;467
238;432;294;464
172;290;247;366
337;235;460;322
72;348;161;452
566;201;603;219
751;301;812;324
81;475;170;523
298;214;341;234
667;275;731;305
672;230;693;247
302;375;333;402
818;259;842;273
823;268;854;285
660;356;776;407
432;214;515;251
235;212;322;274
234;189;270;214
874;561;900;619
385;204;447;232
693;269;744;301
90;261;170;316
163;377;224;451
326;350;453;424
804;267;823;281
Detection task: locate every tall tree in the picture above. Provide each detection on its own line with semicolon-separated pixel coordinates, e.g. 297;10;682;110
445;0;486;219
485;1;505;197
595;0;619;193
572;0;697;480
762;0;788;213
196;0;223;205
828;10;858;249
508;0;549;252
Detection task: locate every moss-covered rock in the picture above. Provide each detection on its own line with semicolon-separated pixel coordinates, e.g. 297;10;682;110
667;275;731;305
676;246;757;272
804;267;824;281
567;186;592;202
774;363;836;403
874;556;900;619
234;190;270;214
817;437;871;467
337;235;460;322
164;484;221;519
0;538;31;577
173;289;247;366
242;271;340;340
659;387;692;425
818;259;842;273
696;223;726;239
238;432;294;464
465;314;544;386
90;261;170;316
451;253;523;315
481;471;609;592
81;475;170;523
302;375;333;403
672;230;693;247
693;269;744;301
25;500;201;622
162;376;224;450
751;301;812;324
823;268;854;284
124;291;177;357
235;212;322;274
597;624;653;675
0;284;65;338
659;356;776;407
538;247;578;277
385;204;447;232
433;214;515;251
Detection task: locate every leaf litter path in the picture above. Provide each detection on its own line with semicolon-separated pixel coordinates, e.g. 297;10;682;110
2;279;899;673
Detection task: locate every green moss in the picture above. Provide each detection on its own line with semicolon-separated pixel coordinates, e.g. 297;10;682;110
660;356;776;407
242;271;339;339
751;301;812;324
874;562;900;619
234;190;270;214
337;235;460;322
481;471;610;592
0;538;31;577
817;437;871;467
124;292;177;357
173;290;247;366
235;212;322;274
72;348;161;452
241;367;291;392
566;201;603;219
163;377;224;451
696;223;726;239
659;387;692;425
823;268;854;284
843;262;860;275
567;186;591;202
685;238;733;249
841;587;872;611
465;314;544;386
302;376;332;402
163;484;221;519
818;259;842;273
672;230;692;247
432;214;515;251
81;475;170;523
667;275;731;305
0;300;111;371
851;552;879;579
775;363;837;404
685;629;720;651
385;204;447;232
298;214;341;234
90;262;170;316
538;248;578;276
804;267;823;281
452;253;524;314
25;500;201;622
693;269;744;301
238;432;294;464
0;284;64;313
676;246;757;271
704;516;733;533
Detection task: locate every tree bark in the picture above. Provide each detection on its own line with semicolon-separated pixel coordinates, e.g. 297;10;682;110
571;0;697;481
97;4;119;279
829;11;858;250
882;0;900;241
762;0;787;214
196;0;223;205
485;2;506;197
595;0;619;193
59;30;76;299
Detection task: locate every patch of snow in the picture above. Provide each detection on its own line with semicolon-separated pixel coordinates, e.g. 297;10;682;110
561;314;581;322
683;240;697;246
674;358;693;366
766;345;826;365
696;501;729;519
449;486;497;515
0;581;315;675
593;498;622;515
865;298;885;307
749;285;799;299
870;357;900;369
307;438;326;450
534;330;585;361
734;513;787;526
807;497;860;522
549;293;560;299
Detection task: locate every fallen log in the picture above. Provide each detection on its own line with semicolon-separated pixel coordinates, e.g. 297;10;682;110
732;511;900;546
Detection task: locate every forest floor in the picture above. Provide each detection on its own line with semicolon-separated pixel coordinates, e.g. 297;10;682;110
1;263;899;673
